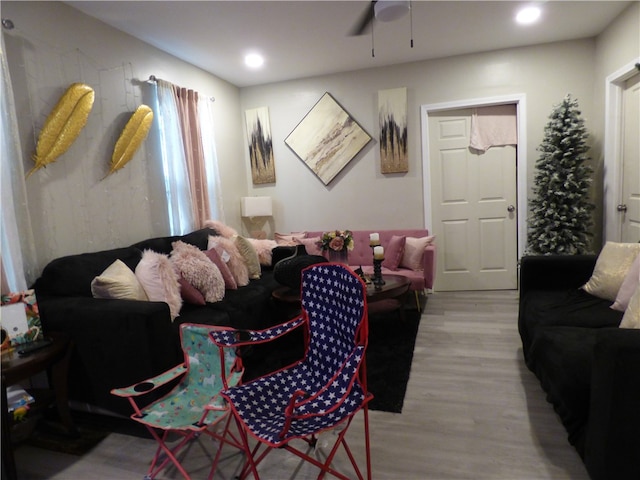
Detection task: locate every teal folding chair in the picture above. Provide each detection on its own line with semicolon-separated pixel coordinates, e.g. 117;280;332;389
111;323;243;480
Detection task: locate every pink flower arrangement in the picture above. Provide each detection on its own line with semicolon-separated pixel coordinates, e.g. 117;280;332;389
319;230;354;252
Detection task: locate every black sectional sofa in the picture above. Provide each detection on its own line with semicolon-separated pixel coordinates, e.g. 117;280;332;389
33;228;289;415
518;255;640;480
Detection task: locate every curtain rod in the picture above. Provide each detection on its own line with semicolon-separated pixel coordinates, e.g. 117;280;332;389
147;75;215;102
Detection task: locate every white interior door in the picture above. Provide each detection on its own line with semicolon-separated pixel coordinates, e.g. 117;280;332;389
620;73;640;242
429;109;517;291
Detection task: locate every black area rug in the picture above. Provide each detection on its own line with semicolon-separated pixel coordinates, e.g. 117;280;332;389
26;418;110;456
243;307;422;414
366;309;421;413
25;411;151;455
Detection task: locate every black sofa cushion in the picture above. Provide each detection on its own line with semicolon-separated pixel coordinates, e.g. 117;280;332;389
585;328;640;480
130;227;216;254
519;254;640;480
528;326;601;457
34;247;143;298
32;228;284;415
519;288;623;361
37;295;180;412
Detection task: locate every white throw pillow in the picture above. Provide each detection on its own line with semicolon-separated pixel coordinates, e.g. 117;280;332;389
91;260;148;301
234;235;262;280
611;254;640;312
582;242;640;302
619;285;640;329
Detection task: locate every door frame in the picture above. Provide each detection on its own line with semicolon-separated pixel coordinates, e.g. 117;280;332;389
420;94;527;259
604;58;640;242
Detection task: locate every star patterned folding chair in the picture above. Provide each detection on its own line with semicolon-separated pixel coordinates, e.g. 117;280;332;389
111;323;244;480
209;263;373;480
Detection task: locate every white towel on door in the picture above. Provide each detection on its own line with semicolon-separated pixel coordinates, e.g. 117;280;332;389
469;104;517;152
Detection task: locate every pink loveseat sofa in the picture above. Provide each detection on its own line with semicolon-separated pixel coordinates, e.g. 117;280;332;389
284;229;436;307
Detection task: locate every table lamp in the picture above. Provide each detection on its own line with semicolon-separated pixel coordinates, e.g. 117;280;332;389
240;196;273;239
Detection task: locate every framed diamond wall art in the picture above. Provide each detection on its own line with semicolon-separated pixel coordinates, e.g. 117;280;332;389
245;106;276;184
379;87;408;173
285;92;371;185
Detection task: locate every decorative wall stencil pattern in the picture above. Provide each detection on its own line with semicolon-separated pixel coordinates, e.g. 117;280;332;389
378;87;408;173
10;29;152;267
285;92;371;185
245;106;276;184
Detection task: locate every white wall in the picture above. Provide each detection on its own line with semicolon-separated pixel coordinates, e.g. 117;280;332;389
3;1;637;278
594;2;640;243
3;1;246;274
240;39;597;237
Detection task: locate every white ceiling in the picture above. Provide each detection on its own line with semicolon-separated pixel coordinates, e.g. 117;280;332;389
65;1;633;88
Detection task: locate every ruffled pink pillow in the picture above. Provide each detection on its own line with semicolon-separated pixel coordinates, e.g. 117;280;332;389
208;236;249;287
135;250;182;320
203;219;238;239
170;241;225;303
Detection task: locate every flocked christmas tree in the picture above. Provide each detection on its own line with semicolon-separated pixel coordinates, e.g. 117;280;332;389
526;94;594;255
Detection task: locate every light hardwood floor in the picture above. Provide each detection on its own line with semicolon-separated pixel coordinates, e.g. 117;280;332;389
13;290;589;479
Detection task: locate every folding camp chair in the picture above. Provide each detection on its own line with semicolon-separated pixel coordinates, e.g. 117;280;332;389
209;263;373;480
111;323;243;480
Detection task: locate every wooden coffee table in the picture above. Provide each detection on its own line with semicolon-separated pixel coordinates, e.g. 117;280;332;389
366;275;412;320
273;274;412;320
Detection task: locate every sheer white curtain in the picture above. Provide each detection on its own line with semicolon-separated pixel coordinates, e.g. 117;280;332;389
149;79;195;235
1;35;37;292
198;96;225;223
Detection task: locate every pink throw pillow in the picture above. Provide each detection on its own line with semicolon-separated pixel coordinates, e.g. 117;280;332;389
400;236;435;271
248;239;278;266
295;236;323;256
208;236;250;287
275;232;306;246
135;250;182;320
204;248;237;290
382;235;406;271
612;254;640;312
178;276;205;305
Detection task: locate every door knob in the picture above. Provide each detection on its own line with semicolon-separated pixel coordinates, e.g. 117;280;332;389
617;204;628;212
507;205;516;213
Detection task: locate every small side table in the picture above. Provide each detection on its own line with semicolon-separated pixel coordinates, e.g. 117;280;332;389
1;332;77;480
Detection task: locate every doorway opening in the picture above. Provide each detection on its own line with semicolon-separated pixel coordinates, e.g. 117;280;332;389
420;94;527;291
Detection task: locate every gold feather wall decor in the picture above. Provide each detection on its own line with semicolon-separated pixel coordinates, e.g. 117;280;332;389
27;82;95;178
105;104;154;177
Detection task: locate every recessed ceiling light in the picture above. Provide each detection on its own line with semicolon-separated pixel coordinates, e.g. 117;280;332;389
245;53;264;69
516;6;541;25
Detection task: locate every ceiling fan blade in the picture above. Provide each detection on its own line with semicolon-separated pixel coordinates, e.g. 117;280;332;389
349;1;376;36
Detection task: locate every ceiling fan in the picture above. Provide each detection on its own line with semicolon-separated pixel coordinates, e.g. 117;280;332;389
349;0;411;36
